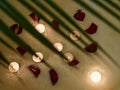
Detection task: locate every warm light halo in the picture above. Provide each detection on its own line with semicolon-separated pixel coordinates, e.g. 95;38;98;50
90;71;102;83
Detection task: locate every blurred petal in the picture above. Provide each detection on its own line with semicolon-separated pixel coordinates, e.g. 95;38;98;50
85;42;97;52
16;46;26;56
29;65;40;78
49;69;58;85
52;19;59;28
74;9;85;21
69;58;79;66
29;12;36;21
10;24;23;34
85;23;98;34
29;12;40;23
17;25;23;34
10;24;18;33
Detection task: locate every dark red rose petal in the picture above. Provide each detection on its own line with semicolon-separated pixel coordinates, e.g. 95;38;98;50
17;25;23;34
52;19;59;28
29;12;40;23
85;23;98;34
10;24;23;34
29;12;36;21
74;9;85;21
69;58;79;66
49;69;58;85
85;42;97;53
10;24;18;33
28;65;40;78
16;46;26;56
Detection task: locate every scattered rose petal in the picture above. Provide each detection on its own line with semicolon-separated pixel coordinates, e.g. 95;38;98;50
29;12;36;21
85;23;98;34
74;9;85;21
17;25;23;34
49;69;58;85
29;12;40;23
69;58;79;66
85;42;97;53
16;46;26;56
28;65;40;78
10;24;18;32
10;24;23;34
52;19;59;28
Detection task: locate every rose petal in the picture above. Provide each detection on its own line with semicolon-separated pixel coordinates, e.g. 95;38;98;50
29;12;36;21
49;69;58;85
28;65;40;78
16;46;26;56
10;24;23;34
85;42;97;53
52;19;59;28
29;12;40;23
69;58;79;66
74;9;85;21
17;25;23;34
10;24;18;33
85;23;98;34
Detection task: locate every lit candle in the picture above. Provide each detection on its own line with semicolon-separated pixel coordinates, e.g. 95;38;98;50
70;30;80;40
90;71;102;83
53;42;63;52
9;62;20;73
35;23;46;33
32;52;43;62
64;52;73;62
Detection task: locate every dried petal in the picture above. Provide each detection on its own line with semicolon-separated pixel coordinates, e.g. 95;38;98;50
10;24;18;33
17;25;23;34
28;65;40;78
69;58;79;66
29;12;40;23
29;12;36;21
85;23;98;34
74;10;85;21
10;24;23;34
85;42;97;53
49;69;58;85
52;19;59;28
16;46;26;56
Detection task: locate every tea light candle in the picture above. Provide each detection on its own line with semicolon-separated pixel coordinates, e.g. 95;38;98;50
9;62;20;73
90;71;102;83
53;42;63;52
35;23;46;33
70;30;80;40
64;52;73;62
32;52;43;62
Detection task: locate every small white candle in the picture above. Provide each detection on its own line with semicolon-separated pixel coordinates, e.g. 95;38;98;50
35;23;46;33
32;52;43;62
64;52;73;62
54;42;63;52
70;30;80;40
9;62;20;73
90;71;102;83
